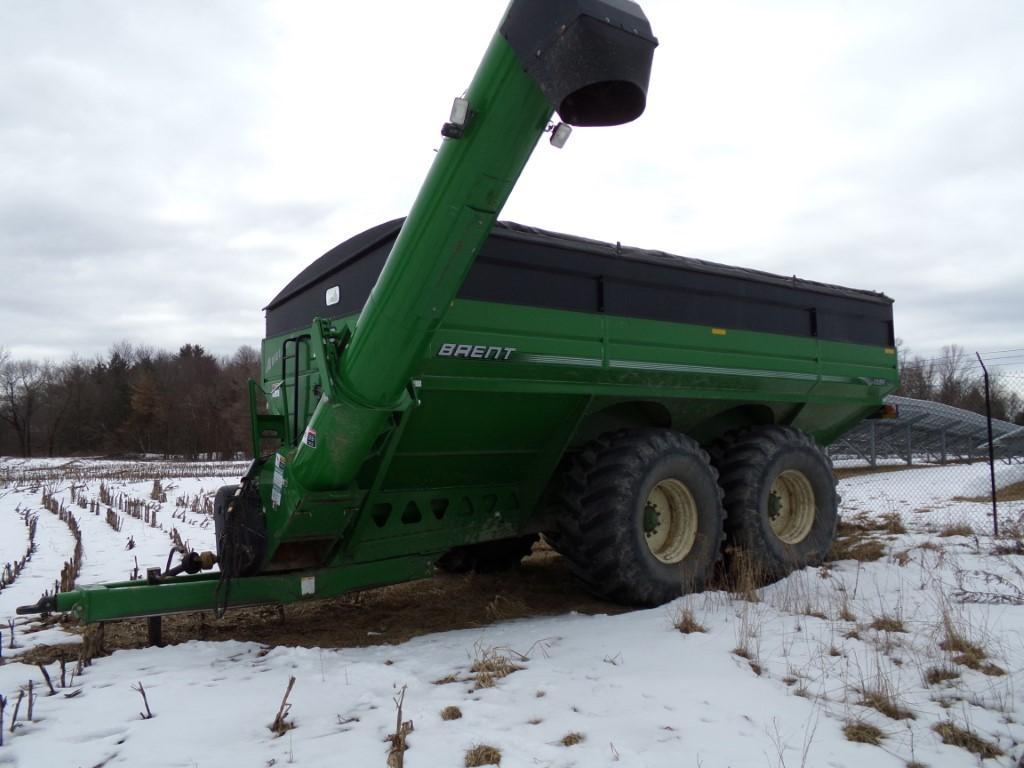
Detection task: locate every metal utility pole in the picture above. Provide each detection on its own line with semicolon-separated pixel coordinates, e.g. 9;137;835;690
976;352;998;535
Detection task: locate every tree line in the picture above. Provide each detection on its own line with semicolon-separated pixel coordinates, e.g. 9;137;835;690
0;343;259;459
896;344;1024;424
1;341;1021;459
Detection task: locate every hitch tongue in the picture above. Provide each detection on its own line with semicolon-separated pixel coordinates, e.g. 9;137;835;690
160;550;219;580
16;595;57;615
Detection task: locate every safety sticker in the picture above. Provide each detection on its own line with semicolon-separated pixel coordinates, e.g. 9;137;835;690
271;453;286;508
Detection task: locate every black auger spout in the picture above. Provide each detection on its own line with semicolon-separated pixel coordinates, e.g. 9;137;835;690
502;0;657;126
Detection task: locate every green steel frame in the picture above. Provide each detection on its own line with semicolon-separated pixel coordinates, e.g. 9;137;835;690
20;1;898;626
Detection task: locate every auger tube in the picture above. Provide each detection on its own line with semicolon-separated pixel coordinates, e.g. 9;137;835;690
287;0;657;491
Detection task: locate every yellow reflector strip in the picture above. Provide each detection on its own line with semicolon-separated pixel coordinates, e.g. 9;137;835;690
711;328;727;336
884;347;896;355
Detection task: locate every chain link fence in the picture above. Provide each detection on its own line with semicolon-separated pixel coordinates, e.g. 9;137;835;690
828;372;1024;534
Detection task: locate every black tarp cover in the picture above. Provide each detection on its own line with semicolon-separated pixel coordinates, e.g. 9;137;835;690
265;219;894;348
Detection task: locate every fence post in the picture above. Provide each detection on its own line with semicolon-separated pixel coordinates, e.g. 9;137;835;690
976;352;999;536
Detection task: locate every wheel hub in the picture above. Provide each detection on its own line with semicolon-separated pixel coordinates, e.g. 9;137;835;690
643;502;661;534
643;479;699;564
768;469;816;544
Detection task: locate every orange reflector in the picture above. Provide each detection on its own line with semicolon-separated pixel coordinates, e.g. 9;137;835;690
866;403;899;420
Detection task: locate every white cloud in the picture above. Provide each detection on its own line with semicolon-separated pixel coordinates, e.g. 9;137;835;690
0;0;1021;362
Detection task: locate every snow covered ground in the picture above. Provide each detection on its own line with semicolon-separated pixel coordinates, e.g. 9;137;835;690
0;461;237;653
840;462;1024;531
1;459;1023;767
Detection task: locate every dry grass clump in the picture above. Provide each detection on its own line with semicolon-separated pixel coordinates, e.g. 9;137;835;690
720;549;766;601
835;513;879;532
471;646;523;689
801;606;827;620
836;594;857;623
858;685;916;721
938;617;1001;673
560;732;585;747
730;601;764;676
869;614;906;633
879;513;907;535
924;666;960;686
673;606;706;634
938;524;973;538
828;518;887;563
465;744;502;766
954;480;1024;503
932;721;1002;759
996;479;1024;501
438;645;526;690
731;644;752;659
440;706;463;721
992;538;1024;556
731;645;763;676
840;539;887;562
940;616;979;653
843;719;884;745
990;520;1024;555
978;662;1005;676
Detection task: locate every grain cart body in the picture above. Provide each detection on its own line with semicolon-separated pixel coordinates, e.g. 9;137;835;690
259;219;895;570
20;0;898;628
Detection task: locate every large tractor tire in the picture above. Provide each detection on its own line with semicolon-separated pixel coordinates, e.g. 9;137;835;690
435;534;538;574
552;429;725;606
715;426;838;581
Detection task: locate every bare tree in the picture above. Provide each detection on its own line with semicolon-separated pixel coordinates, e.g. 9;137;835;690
39;362;75;457
895;341;935;401
0;356;48;457
935;344;970;406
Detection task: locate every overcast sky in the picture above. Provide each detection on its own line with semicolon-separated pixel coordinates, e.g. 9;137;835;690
1;1;1022;371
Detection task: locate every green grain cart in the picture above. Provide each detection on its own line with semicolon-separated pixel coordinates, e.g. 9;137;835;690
20;0;897;634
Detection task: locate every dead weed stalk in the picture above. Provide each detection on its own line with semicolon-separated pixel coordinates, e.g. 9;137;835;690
269;676;295;736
